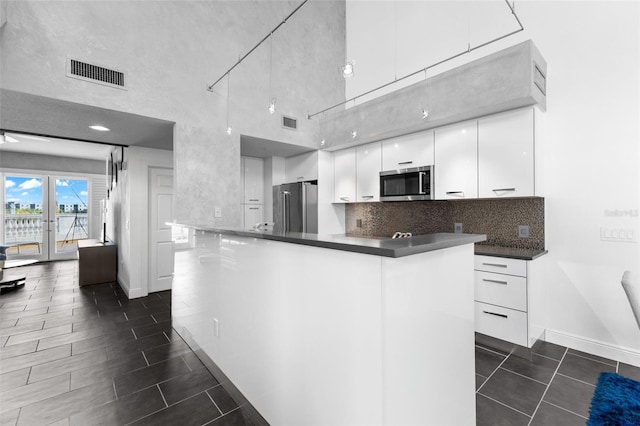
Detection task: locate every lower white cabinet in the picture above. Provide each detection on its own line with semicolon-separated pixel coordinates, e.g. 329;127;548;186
474;255;534;347
242;204;263;229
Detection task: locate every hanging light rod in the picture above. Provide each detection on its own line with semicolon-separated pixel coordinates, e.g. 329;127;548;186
307;0;523;119
207;0;311;92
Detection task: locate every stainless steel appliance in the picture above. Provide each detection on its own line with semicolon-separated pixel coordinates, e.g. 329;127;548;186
379;165;434;201
273;182;318;233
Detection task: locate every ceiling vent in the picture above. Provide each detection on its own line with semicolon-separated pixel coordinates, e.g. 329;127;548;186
282;115;297;131
67;58;127;90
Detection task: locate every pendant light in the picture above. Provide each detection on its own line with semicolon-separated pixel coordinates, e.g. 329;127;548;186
225;73;232;135
268;33;277;114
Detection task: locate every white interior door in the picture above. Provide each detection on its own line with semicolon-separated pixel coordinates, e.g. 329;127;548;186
149;167;174;293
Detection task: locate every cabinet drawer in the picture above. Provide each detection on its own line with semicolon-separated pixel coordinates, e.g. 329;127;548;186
475;271;527;312
474;255;527;277
475;302;527;346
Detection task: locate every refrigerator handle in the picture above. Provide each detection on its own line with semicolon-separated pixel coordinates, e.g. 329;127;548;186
282;191;291;232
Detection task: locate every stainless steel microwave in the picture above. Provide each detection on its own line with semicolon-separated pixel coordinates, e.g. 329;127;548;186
379;165;434;201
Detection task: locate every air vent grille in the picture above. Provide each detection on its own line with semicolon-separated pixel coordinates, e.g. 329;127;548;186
282;115;297;130
67;59;127;89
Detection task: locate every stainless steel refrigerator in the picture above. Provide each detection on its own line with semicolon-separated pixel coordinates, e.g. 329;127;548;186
273;182;318;233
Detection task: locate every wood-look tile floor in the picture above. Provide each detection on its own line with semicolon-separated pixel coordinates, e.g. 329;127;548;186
476;338;640;425
4;260;640;426
0;260;256;426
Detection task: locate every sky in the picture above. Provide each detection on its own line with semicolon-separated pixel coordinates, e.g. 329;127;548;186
4;176;88;207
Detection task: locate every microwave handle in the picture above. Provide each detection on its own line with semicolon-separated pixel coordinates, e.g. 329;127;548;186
418;172;426;195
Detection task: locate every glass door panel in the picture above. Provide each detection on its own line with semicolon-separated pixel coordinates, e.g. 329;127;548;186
50;178;90;260
3;175;48;261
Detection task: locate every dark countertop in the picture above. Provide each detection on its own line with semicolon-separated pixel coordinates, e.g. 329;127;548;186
474;244;547;260
176;224;486;258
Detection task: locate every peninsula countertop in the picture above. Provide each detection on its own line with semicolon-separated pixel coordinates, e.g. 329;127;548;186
174;224;487;258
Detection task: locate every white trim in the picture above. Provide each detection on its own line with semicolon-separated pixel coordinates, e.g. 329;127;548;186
544;329;640;367
118;276;144;299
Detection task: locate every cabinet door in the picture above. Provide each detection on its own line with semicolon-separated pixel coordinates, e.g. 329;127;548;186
478;108;534;198
285;151;318;183
242;156;264;204
434;120;478;199
243;204;263;229
334;148;356;203
381;130;434;171
356;142;382;202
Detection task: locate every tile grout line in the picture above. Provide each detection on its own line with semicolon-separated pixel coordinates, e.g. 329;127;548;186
543;400;589;420
157;384;169;408
566;350;617;367
497;366;549;387
476;350;510;393
526;346;568;426
477;393;532;419
555;372;597;388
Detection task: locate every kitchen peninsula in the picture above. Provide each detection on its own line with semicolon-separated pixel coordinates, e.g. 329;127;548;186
172;226;486;425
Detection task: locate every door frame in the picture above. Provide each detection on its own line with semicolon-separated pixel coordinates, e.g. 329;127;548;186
148;166;174;293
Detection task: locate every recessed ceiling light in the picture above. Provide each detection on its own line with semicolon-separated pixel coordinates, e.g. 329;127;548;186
89;125;110;131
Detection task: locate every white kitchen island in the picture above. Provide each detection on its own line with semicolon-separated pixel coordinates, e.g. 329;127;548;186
172;228;486;425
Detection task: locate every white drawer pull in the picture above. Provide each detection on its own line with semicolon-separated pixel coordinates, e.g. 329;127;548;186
482;262;508;268
362;195;374;199
482;279;508;285
340;197;350;201
483;310;508;319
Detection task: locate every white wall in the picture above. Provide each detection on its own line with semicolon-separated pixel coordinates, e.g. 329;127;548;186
347;1;640;362
111;146;173;298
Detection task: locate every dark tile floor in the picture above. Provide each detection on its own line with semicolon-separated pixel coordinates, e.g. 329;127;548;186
0;260;257;426
476;337;640;425
2;260;640;426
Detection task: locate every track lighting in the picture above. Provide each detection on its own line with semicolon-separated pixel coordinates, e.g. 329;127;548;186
351;131;358;138
320;139;325;147
269;98;277;114
422;109;430;119
226;126;233;135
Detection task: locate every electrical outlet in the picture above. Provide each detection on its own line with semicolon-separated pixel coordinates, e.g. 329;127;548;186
454;223;463;233
601;227;637;243
356;219;362;228
214;207;222;218
518;225;530;238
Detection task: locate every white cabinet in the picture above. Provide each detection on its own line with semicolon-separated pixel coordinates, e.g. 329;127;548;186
434;120;478;199
478;107;535;198
242;156;264;204
381;130;434;171
240;156;264;229
474;255;544;347
334;148;356;203
243;204;263;229
285;151;318;183
356;142;382;202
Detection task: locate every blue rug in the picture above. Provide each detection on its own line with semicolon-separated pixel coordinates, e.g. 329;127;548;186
588;372;640;426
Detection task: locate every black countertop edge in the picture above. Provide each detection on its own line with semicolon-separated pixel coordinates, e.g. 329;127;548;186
174;224;486;258
474;244;548;261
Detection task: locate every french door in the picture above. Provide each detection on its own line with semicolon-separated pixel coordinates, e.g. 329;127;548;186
2;173;93;262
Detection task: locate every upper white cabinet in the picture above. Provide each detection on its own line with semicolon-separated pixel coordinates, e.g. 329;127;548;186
434;120;478;200
381;131;434;171
334;148;356;203
242;156;264;204
356;142;382;202
285;151;318;183
478;108;535;198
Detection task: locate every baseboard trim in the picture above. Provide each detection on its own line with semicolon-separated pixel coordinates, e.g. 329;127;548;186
545;329;640;367
117;277;144;299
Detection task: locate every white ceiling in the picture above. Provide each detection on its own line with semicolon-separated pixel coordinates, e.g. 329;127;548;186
1;89;175;154
0;132;113;161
